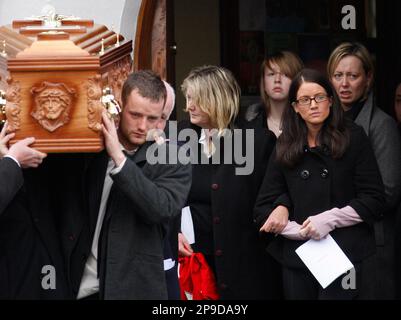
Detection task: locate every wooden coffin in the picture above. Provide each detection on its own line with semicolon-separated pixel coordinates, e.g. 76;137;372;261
0;18;132;153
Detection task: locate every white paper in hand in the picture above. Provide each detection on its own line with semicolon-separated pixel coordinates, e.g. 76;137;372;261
163;258;176;271
295;234;354;289
181;206;195;245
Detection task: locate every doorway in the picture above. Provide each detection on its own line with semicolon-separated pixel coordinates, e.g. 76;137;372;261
137;0;400;118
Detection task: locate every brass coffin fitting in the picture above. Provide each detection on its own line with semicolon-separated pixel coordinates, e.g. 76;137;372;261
101;87;121;119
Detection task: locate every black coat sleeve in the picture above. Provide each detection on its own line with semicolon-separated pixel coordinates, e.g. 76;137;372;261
111;144;192;225
0;157;23;215
253;149;289;228
349;127;386;225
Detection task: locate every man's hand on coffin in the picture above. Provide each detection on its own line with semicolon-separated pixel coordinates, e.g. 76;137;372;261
7;137;47;169
0;121;14;158
102;112;125;167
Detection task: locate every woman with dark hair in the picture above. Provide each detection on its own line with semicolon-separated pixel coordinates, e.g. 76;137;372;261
254;69;385;299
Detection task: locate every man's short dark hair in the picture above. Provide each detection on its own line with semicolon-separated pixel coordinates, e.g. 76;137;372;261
121;70;167;107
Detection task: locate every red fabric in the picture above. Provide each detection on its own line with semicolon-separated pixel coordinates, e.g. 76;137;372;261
178;253;220;300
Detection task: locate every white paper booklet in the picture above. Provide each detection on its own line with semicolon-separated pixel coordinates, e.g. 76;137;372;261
181;206;195;245
295;234;354;289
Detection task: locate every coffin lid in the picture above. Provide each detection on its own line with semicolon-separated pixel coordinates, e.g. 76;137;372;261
0;17;129;62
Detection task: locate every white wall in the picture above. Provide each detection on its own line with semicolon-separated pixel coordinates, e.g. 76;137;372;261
120;0;141;42
0;0;141;41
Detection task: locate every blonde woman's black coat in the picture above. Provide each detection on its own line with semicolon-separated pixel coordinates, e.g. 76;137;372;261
178;121;281;300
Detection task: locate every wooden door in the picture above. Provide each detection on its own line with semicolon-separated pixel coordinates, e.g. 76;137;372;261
133;0;176;119
133;0;175;83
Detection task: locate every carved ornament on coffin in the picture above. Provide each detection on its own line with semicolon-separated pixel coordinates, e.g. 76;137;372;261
31;82;77;132
107;56;132;105
87;75;103;132
5;78;22;133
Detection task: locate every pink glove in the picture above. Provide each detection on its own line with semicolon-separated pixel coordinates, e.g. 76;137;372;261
281;221;305;241
304;206;362;240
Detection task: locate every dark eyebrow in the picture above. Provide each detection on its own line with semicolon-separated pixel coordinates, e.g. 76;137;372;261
298;92;327;98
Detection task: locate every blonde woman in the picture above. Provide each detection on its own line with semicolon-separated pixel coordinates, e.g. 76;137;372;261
245;51;303;137
177;65;281;299
328;42;401;299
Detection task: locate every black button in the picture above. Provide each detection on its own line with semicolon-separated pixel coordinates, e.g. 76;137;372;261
211;183;219;190
321;169;329;179
213;217;221;224
215;249;223;257
300;170;310;180
68;235;75;241
33;217;39;223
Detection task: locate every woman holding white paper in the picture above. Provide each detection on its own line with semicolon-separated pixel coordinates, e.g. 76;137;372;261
254;69;385;299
